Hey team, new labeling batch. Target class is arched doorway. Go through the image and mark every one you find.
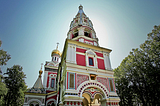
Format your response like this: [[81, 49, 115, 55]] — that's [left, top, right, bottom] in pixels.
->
[[82, 87, 103, 106]]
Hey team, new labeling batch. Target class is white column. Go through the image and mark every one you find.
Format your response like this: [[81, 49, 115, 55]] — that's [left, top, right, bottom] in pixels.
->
[[94, 55, 98, 68], [67, 45, 77, 64], [67, 32, 71, 39], [77, 27, 85, 36], [66, 45, 71, 62], [71, 46, 74, 63], [103, 53, 107, 70], [74, 46, 77, 64], [107, 53, 111, 70], [43, 71, 48, 88], [48, 77, 51, 88], [104, 53, 112, 70], [72, 46, 76, 64], [86, 53, 89, 67]]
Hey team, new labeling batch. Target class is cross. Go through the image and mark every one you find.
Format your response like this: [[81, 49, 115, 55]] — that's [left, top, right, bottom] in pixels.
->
[[56, 42, 59, 50], [41, 63, 43, 69]]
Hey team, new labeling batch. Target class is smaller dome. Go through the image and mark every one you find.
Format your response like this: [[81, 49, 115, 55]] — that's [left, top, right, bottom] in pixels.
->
[[51, 49, 61, 57]]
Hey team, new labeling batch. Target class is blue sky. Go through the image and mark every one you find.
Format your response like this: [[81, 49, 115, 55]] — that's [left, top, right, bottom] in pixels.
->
[[0, 0, 160, 88]]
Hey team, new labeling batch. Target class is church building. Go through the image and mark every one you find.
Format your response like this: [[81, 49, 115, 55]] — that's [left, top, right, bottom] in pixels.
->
[[23, 5, 120, 106]]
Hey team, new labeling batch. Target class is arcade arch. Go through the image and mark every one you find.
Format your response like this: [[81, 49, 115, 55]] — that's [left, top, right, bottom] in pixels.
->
[[28, 99, 42, 106], [77, 81, 109, 99], [82, 87, 104, 106]]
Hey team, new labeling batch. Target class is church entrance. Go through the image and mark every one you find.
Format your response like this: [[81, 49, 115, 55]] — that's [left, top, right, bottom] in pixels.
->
[[82, 87, 103, 106]]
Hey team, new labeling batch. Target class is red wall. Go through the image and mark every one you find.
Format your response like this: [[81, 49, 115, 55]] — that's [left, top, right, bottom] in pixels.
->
[[76, 47, 105, 70], [46, 95, 57, 101], [97, 58, 105, 70], [76, 54, 86, 66], [76, 48, 86, 53], [95, 52, 103, 57], [46, 72, 57, 87]]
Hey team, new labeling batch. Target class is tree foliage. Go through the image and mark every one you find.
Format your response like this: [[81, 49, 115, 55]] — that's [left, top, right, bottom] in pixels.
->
[[0, 40, 11, 66], [3, 65, 27, 106], [114, 25, 160, 106], [0, 40, 11, 105]]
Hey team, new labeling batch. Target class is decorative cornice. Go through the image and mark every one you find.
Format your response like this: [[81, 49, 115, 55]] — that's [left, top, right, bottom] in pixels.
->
[[24, 91, 57, 96], [67, 39, 112, 53]]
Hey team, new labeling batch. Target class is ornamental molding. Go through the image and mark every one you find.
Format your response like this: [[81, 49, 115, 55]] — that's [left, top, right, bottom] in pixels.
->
[[27, 99, 43, 105], [77, 81, 109, 99]]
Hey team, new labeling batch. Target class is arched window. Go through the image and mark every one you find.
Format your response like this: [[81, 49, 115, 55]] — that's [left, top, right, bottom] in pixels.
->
[[84, 28, 91, 38], [84, 32, 90, 37], [57, 58, 59, 62], [109, 78, 115, 92], [73, 29, 78, 39], [51, 79, 55, 88], [86, 50, 97, 68], [89, 57, 94, 66], [73, 33, 78, 38]]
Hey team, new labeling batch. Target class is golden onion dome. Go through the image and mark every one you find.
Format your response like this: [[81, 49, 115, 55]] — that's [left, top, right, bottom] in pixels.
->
[[51, 49, 61, 57]]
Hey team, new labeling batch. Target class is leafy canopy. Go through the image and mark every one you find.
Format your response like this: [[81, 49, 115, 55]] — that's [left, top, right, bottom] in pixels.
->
[[0, 40, 11, 105], [3, 65, 27, 106], [114, 25, 160, 106]]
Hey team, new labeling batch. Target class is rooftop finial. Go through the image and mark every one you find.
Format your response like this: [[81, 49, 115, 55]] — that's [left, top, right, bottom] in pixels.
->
[[39, 63, 43, 77], [79, 4, 83, 10], [41, 63, 43, 70], [56, 42, 59, 50]]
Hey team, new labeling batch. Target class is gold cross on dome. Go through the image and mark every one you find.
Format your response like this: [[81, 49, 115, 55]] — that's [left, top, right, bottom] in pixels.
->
[[41, 63, 43, 70], [56, 42, 59, 50]]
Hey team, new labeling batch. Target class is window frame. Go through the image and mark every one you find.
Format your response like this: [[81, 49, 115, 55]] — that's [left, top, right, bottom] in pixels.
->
[[85, 50, 97, 68], [109, 78, 115, 92], [68, 72, 75, 89], [51, 78, 55, 88]]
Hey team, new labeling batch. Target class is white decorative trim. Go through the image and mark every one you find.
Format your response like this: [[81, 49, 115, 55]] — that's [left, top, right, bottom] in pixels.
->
[[77, 81, 109, 99], [66, 45, 71, 62], [85, 49, 97, 68], [46, 99, 57, 106], [76, 52, 85, 55], [66, 44, 77, 64], [27, 99, 42, 105], [103, 52, 112, 70], [48, 74, 57, 88], [43, 71, 48, 88]]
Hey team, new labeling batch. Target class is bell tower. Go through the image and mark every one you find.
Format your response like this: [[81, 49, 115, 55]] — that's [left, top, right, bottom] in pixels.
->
[[67, 5, 99, 46], [57, 5, 120, 106]]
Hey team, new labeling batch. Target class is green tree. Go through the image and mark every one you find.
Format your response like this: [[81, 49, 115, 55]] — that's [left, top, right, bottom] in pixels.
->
[[0, 40, 11, 66], [3, 65, 27, 106], [0, 40, 11, 105], [0, 73, 7, 105], [114, 25, 160, 105]]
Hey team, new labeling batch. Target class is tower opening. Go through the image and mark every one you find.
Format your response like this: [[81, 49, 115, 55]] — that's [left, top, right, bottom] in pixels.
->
[[84, 32, 90, 38], [73, 32, 78, 38]]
